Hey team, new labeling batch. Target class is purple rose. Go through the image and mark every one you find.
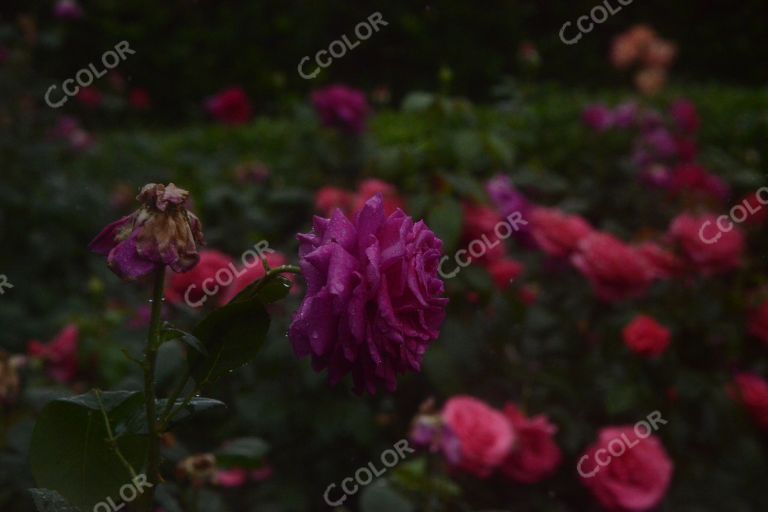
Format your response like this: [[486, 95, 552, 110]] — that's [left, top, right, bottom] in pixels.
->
[[582, 105, 614, 133], [89, 183, 205, 281], [311, 84, 370, 134], [288, 195, 447, 394]]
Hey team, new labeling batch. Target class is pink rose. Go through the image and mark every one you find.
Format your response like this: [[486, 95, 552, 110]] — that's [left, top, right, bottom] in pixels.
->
[[530, 207, 593, 258], [500, 404, 561, 484], [441, 396, 515, 477], [165, 250, 234, 307], [732, 373, 768, 430], [622, 315, 671, 358], [571, 233, 654, 302], [668, 213, 744, 275], [27, 324, 79, 384], [579, 426, 673, 511]]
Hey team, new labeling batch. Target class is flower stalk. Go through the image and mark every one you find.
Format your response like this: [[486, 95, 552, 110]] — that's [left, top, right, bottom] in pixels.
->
[[141, 267, 166, 509]]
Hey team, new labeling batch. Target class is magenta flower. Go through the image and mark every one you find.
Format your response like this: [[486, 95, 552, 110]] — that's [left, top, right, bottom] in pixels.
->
[[669, 99, 699, 134], [311, 84, 370, 134], [288, 195, 447, 394], [89, 183, 205, 281], [582, 105, 614, 132], [27, 324, 79, 384], [53, 0, 84, 20], [204, 87, 253, 126]]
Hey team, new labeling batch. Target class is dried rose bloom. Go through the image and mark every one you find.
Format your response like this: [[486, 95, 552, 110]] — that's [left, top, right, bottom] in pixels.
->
[[89, 183, 204, 281]]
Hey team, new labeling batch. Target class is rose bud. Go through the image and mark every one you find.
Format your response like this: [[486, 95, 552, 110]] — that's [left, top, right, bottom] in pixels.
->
[[89, 183, 205, 281]]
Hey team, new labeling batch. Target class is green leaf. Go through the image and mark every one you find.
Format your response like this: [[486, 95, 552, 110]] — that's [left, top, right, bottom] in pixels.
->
[[215, 437, 269, 469], [360, 481, 414, 512], [161, 325, 208, 356], [189, 299, 270, 385], [29, 488, 81, 512], [117, 397, 226, 434], [29, 391, 148, 511], [158, 397, 226, 428], [231, 275, 291, 305], [427, 197, 463, 253]]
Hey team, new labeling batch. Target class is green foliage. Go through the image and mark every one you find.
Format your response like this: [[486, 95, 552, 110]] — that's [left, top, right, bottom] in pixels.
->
[[29, 391, 148, 511]]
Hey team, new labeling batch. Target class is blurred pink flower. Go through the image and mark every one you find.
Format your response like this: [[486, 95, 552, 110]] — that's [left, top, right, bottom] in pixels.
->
[[622, 315, 671, 358], [220, 251, 290, 305], [668, 213, 744, 275], [441, 396, 515, 477], [129, 88, 151, 110], [732, 373, 768, 430], [530, 207, 593, 259], [571, 233, 654, 302], [311, 84, 370, 134], [205, 87, 253, 126], [669, 100, 699, 134], [165, 250, 234, 307], [76, 87, 102, 108], [582, 105, 614, 132], [579, 426, 673, 511], [27, 324, 79, 384], [53, 0, 84, 20], [500, 404, 561, 484]]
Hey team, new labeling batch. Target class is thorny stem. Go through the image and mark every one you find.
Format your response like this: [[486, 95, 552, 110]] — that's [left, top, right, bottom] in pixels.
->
[[140, 267, 166, 510]]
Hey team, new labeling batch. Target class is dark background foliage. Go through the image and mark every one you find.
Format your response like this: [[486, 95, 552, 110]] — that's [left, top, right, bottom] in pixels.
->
[[2, 0, 768, 123]]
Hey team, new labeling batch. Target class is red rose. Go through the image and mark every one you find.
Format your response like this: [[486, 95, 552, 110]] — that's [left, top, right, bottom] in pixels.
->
[[220, 251, 289, 305], [205, 87, 252, 126], [353, 179, 404, 216], [530, 207, 593, 258], [579, 426, 673, 511], [314, 186, 353, 216], [636, 242, 684, 280], [748, 300, 768, 345], [500, 404, 561, 484], [622, 315, 671, 358], [165, 250, 234, 308], [732, 373, 768, 430], [487, 258, 523, 289], [27, 324, 79, 384], [668, 213, 744, 275], [571, 233, 654, 302], [461, 203, 507, 265], [441, 396, 515, 478]]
